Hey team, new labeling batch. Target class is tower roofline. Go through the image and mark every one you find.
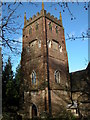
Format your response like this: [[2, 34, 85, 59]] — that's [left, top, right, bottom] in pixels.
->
[[24, 10, 63, 28]]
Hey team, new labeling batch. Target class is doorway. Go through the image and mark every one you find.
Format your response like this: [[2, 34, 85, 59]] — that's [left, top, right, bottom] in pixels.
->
[[32, 104, 37, 118]]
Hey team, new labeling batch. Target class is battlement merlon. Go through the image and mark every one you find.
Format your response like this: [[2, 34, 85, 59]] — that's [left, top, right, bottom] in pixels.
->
[[24, 10, 63, 28]]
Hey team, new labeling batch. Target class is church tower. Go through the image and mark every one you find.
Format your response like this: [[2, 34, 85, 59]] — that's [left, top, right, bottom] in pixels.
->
[[21, 3, 70, 119]]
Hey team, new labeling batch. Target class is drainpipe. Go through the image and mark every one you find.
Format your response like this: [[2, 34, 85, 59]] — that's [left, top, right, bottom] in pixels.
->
[[45, 17, 52, 117]]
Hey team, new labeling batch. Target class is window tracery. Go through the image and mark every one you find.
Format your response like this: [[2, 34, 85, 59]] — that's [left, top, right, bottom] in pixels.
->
[[55, 26, 58, 33], [47, 40, 51, 48], [36, 22, 38, 30], [31, 70, 36, 84], [54, 70, 60, 84], [49, 22, 52, 31], [59, 45, 62, 52], [29, 26, 32, 34], [38, 40, 41, 48]]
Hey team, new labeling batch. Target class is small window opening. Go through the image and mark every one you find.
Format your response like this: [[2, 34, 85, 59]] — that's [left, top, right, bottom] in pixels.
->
[[55, 26, 58, 33], [38, 40, 41, 48], [49, 22, 52, 31], [29, 26, 32, 34], [36, 22, 38, 30], [31, 71, 36, 84], [47, 40, 51, 48], [59, 45, 62, 52], [54, 70, 60, 84]]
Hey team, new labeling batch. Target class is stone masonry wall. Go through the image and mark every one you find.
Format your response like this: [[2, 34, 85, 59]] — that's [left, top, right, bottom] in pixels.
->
[[21, 9, 70, 118]]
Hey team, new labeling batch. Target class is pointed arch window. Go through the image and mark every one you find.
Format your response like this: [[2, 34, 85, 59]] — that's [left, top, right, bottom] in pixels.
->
[[55, 26, 58, 33], [47, 40, 51, 48], [59, 44, 62, 52], [36, 22, 38, 30], [31, 70, 36, 84], [49, 22, 52, 31], [29, 26, 32, 34], [38, 40, 41, 48], [32, 104, 37, 117], [54, 70, 60, 84]]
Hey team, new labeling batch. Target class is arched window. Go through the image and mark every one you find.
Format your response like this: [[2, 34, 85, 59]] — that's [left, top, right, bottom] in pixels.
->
[[59, 45, 62, 52], [27, 46, 30, 53], [55, 26, 58, 33], [52, 40, 58, 50], [32, 104, 37, 118], [49, 22, 52, 31], [31, 70, 36, 84], [38, 40, 41, 48], [54, 70, 60, 84], [47, 40, 51, 48], [36, 22, 38, 30], [29, 26, 32, 34]]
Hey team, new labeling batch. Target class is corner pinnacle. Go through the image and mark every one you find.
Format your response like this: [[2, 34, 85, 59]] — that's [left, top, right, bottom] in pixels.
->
[[60, 12, 62, 25], [24, 12, 26, 25], [24, 12, 26, 19], [42, 0, 44, 10]]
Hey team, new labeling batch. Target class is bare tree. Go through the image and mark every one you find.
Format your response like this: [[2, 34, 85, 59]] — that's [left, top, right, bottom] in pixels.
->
[[0, 1, 89, 65], [0, 1, 37, 54], [50, 2, 89, 41], [1, 2, 22, 51], [0, 2, 89, 50]]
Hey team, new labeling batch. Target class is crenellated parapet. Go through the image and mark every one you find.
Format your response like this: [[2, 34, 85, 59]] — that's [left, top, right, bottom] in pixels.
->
[[24, 9, 63, 28]]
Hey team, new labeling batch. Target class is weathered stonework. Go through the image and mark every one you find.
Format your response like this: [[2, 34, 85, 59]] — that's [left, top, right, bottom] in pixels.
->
[[70, 63, 90, 118], [20, 8, 71, 119]]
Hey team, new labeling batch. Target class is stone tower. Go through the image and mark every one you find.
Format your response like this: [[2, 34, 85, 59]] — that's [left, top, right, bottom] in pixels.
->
[[21, 3, 70, 119]]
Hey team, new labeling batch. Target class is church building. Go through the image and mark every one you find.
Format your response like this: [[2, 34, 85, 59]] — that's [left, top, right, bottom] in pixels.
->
[[20, 2, 71, 119]]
